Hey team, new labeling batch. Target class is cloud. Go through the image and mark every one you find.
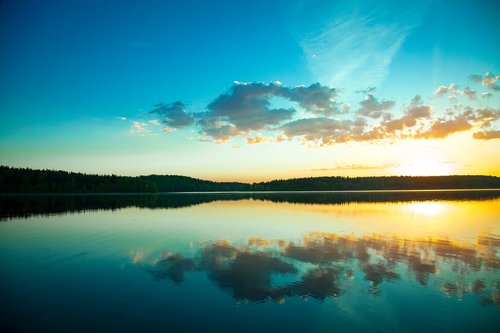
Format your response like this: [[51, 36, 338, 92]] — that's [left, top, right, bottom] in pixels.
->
[[311, 163, 394, 172], [473, 130, 500, 140], [204, 81, 295, 131], [140, 73, 499, 144], [434, 85, 449, 96], [246, 136, 273, 144], [433, 83, 477, 100], [412, 107, 500, 139], [285, 83, 339, 116], [414, 114, 473, 139], [198, 81, 339, 142], [150, 101, 194, 128], [278, 1, 428, 90], [461, 87, 477, 100], [279, 117, 355, 145], [433, 83, 458, 96], [135, 232, 499, 303], [358, 94, 395, 118], [381, 95, 432, 132], [469, 72, 500, 91], [471, 108, 500, 127], [341, 103, 351, 112], [130, 121, 150, 134]]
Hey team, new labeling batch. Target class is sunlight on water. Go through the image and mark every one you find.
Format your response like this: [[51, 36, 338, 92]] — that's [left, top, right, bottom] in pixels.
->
[[405, 201, 448, 217], [0, 192, 499, 332]]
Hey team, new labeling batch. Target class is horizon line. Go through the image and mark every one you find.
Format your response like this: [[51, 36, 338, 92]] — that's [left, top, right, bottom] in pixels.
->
[[1, 165, 499, 185]]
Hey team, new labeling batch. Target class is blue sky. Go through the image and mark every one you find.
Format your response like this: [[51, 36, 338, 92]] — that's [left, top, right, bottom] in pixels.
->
[[1, 0, 499, 181]]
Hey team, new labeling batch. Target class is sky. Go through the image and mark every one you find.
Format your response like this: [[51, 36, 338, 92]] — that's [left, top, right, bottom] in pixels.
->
[[0, 0, 499, 182]]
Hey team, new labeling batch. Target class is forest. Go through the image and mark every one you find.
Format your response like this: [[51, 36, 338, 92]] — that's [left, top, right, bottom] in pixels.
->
[[1, 165, 499, 193]]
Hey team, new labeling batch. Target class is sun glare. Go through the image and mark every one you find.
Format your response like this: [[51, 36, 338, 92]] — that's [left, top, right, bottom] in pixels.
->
[[406, 202, 448, 217], [396, 153, 454, 176]]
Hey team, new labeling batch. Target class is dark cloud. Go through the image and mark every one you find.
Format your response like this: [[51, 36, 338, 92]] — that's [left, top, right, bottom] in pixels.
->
[[196, 82, 340, 142], [286, 83, 339, 116], [358, 93, 395, 118], [279, 117, 354, 145], [205, 82, 294, 131], [150, 101, 194, 129]]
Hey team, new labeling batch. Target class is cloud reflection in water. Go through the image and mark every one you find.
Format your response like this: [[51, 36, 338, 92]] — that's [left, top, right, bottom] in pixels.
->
[[132, 232, 499, 306]]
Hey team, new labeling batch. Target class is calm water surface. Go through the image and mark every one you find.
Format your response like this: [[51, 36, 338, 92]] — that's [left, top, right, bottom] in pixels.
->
[[1, 192, 499, 332]]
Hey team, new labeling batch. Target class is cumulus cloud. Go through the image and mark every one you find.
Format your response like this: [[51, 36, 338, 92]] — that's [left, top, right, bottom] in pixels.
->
[[139, 75, 499, 144], [286, 83, 339, 116], [150, 101, 194, 128], [434, 85, 449, 96], [197, 81, 339, 141], [473, 130, 500, 140], [280, 117, 355, 145], [204, 82, 295, 132], [358, 94, 395, 118], [434, 83, 484, 101], [433, 83, 465, 100], [469, 72, 500, 91], [461, 87, 477, 100], [279, 115, 378, 145], [279, 98, 498, 144], [416, 107, 500, 139], [414, 114, 473, 139], [381, 95, 432, 132]]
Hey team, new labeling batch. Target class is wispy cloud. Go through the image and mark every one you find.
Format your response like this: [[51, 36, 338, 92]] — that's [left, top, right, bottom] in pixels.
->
[[311, 163, 394, 172], [278, 0, 430, 89]]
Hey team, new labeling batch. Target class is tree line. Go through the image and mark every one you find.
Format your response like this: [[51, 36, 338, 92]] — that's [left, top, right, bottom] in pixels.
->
[[1, 165, 499, 193]]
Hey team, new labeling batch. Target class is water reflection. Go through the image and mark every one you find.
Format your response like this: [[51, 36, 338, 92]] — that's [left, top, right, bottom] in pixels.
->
[[0, 190, 500, 220], [133, 232, 500, 305], [1, 190, 500, 220]]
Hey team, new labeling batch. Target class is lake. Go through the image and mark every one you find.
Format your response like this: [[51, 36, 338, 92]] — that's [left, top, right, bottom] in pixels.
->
[[1, 191, 499, 332]]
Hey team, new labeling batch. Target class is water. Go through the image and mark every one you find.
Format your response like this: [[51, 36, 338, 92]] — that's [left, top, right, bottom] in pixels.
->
[[1, 191, 499, 332]]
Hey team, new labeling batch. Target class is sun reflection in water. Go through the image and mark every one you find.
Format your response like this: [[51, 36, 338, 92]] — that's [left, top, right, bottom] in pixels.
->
[[406, 201, 448, 217]]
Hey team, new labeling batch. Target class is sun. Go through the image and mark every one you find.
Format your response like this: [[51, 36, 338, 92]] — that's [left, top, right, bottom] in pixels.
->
[[395, 153, 454, 176]]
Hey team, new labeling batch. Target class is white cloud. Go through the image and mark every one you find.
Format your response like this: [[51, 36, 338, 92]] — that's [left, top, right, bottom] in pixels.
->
[[130, 121, 150, 135]]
